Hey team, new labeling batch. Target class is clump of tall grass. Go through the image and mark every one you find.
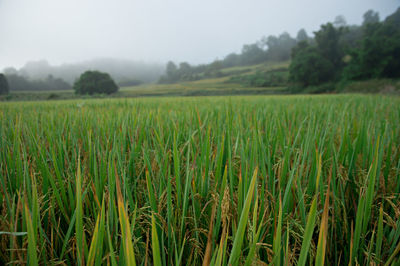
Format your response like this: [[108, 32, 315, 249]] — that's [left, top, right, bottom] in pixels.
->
[[0, 95, 399, 265]]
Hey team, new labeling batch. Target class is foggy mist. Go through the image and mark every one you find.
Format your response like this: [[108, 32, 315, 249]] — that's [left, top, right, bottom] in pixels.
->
[[0, 0, 398, 71]]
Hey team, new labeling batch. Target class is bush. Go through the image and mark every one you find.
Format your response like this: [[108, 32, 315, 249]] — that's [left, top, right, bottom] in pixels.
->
[[74, 71, 118, 95], [0, 73, 9, 95], [228, 68, 288, 87], [47, 93, 60, 100]]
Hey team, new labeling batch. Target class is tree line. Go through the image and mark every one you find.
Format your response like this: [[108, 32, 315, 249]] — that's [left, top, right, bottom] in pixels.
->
[[0, 72, 71, 93], [0, 58, 165, 94], [289, 8, 400, 92], [159, 8, 400, 93], [159, 30, 304, 83], [1, 8, 399, 96]]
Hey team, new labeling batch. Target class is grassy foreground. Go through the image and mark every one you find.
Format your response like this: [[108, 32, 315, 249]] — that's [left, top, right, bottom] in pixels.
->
[[0, 95, 400, 265]]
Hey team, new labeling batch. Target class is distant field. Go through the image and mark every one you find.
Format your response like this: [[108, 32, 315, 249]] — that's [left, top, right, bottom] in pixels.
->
[[2, 62, 291, 101], [4, 60, 397, 101], [1, 95, 399, 265], [4, 82, 287, 101]]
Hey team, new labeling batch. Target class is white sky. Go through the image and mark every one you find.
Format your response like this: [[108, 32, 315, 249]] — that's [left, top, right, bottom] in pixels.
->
[[0, 0, 398, 70]]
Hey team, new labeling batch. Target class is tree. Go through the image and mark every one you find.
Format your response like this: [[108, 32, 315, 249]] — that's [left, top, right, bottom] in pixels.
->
[[73, 71, 118, 95], [178, 62, 193, 80], [289, 44, 334, 87], [159, 61, 180, 83], [4, 74, 31, 91], [0, 74, 9, 95], [343, 8, 400, 80], [222, 53, 240, 67], [314, 23, 344, 69], [339, 25, 363, 50], [262, 32, 297, 61], [385, 7, 400, 26], [4, 73, 72, 91], [333, 15, 347, 28], [296, 29, 309, 42], [204, 60, 223, 77], [291, 40, 309, 58], [166, 61, 178, 78], [44, 75, 72, 91], [289, 23, 344, 89], [240, 43, 266, 65], [363, 10, 380, 26]]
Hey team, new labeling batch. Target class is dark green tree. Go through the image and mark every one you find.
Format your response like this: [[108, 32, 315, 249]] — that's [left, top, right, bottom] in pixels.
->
[[289, 44, 334, 87], [362, 10, 380, 26], [73, 71, 118, 95], [343, 8, 400, 79], [289, 23, 344, 89], [314, 23, 344, 69], [0, 74, 9, 95], [339, 25, 363, 50], [385, 7, 400, 26]]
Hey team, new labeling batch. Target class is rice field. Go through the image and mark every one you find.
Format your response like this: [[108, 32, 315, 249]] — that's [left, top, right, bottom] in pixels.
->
[[0, 95, 400, 265]]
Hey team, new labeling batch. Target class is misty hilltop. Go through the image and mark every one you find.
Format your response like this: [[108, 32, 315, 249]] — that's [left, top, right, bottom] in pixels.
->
[[3, 59, 165, 85]]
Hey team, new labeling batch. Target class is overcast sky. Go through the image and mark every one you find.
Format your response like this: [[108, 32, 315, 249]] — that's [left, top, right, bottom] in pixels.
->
[[0, 0, 398, 70]]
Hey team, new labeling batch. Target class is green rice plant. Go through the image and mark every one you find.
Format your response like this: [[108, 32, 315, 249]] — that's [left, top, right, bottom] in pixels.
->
[[272, 193, 283, 266], [297, 196, 318, 266], [24, 199, 38, 266], [76, 156, 86, 265], [315, 178, 330, 266], [87, 196, 105, 266], [115, 165, 136, 266], [151, 214, 162, 266], [227, 168, 257, 266], [376, 203, 384, 263]]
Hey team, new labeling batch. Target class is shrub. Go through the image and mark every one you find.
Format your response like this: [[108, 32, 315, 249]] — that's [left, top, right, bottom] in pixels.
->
[[228, 69, 288, 87], [47, 93, 60, 100], [74, 71, 118, 95]]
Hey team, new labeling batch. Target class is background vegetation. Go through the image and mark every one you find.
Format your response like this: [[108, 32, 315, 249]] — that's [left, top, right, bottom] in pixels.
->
[[157, 8, 400, 95], [1, 8, 399, 99], [289, 8, 400, 92]]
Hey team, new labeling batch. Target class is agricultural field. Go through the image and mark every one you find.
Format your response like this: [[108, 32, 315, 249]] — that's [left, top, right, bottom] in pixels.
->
[[3, 80, 286, 101], [2, 62, 290, 102], [1, 95, 400, 265]]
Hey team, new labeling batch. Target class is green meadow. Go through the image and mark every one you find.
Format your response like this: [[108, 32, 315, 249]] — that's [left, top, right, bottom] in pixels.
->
[[1, 95, 400, 265]]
